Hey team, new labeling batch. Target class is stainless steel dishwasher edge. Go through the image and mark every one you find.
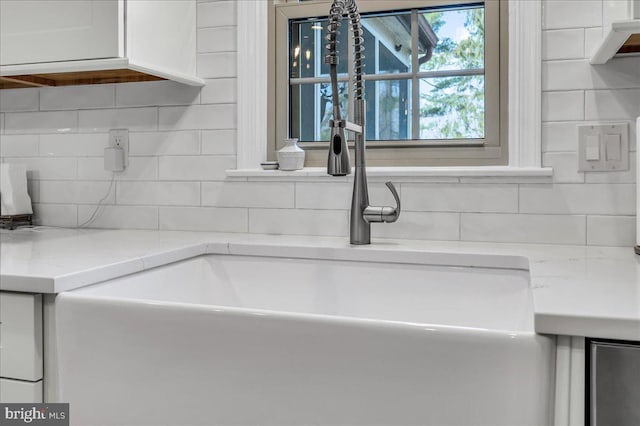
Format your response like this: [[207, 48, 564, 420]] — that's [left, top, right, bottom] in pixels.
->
[[587, 338, 640, 426]]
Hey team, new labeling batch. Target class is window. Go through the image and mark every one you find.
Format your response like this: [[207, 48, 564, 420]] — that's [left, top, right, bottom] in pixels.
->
[[271, 0, 508, 166]]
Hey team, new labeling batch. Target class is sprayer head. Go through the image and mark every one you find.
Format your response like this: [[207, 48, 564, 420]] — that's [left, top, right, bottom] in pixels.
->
[[327, 125, 351, 176]]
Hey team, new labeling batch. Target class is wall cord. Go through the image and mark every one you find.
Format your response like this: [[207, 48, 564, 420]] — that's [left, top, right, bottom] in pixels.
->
[[78, 173, 116, 228]]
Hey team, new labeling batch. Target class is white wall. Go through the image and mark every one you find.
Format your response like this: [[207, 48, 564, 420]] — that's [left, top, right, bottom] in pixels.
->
[[0, 0, 638, 246]]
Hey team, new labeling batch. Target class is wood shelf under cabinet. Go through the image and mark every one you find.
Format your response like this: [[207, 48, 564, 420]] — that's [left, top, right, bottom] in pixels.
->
[[618, 33, 640, 53], [0, 57, 203, 90], [0, 69, 165, 89]]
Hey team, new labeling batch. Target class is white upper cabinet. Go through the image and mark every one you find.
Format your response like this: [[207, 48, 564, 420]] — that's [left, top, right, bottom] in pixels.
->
[[0, 0, 121, 66], [0, 0, 203, 87], [591, 0, 640, 64]]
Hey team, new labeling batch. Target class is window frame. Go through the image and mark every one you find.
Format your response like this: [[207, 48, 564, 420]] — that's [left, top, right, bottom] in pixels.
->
[[235, 0, 542, 173], [271, 0, 509, 167]]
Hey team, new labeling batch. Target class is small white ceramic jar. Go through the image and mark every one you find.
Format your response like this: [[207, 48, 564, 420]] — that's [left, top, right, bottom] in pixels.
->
[[277, 138, 305, 171]]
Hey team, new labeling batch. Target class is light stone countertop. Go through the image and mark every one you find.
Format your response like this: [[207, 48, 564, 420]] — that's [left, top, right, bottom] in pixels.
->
[[1, 227, 638, 341]]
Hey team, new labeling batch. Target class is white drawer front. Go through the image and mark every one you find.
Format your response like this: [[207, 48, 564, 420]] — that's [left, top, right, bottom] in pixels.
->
[[0, 292, 43, 381], [0, 377, 43, 403]]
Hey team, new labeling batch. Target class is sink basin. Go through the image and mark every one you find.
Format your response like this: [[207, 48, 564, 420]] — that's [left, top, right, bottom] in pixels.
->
[[56, 254, 555, 425]]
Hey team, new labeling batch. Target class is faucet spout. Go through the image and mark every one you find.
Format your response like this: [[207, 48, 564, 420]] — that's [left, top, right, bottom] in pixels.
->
[[325, 0, 400, 245]]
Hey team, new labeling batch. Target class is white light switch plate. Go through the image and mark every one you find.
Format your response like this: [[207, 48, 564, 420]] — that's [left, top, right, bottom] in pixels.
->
[[577, 123, 629, 172]]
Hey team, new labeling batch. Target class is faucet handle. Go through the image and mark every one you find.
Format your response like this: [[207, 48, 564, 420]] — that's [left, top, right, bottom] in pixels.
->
[[363, 181, 401, 224], [384, 181, 401, 223]]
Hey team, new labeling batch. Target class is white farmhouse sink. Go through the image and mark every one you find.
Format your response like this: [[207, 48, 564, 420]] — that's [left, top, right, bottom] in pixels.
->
[[56, 254, 555, 426]]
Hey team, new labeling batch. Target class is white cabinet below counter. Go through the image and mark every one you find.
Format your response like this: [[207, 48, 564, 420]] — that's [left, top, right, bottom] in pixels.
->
[[0, 378, 42, 403], [0, 292, 43, 403]]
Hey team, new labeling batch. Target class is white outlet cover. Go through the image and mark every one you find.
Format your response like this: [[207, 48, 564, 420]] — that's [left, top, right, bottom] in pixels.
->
[[108, 129, 129, 168]]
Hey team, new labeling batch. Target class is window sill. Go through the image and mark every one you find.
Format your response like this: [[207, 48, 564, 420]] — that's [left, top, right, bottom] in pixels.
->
[[226, 166, 553, 182]]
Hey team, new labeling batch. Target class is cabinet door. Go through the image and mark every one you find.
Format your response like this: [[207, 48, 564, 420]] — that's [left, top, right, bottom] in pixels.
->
[[0, 293, 43, 381], [0, 0, 121, 66]]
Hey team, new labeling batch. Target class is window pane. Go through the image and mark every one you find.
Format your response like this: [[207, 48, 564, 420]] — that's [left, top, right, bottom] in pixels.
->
[[286, 4, 491, 145], [419, 76, 485, 139], [419, 6, 484, 72], [290, 82, 348, 142], [365, 79, 411, 141], [290, 18, 348, 79], [361, 12, 412, 74]]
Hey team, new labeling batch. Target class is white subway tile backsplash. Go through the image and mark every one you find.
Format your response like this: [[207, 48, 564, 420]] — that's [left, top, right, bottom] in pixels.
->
[[587, 215, 635, 246], [201, 78, 237, 104], [584, 27, 603, 58], [159, 104, 236, 130], [5, 111, 78, 134], [198, 27, 236, 53], [461, 213, 586, 245], [294, 182, 397, 210], [4, 157, 76, 180], [542, 152, 585, 183], [542, 122, 579, 152], [28, 179, 40, 203], [0, 88, 39, 112], [403, 184, 518, 213], [159, 206, 247, 232], [0, 135, 39, 157], [249, 208, 348, 236], [40, 85, 114, 111], [1, 0, 636, 246], [39, 181, 115, 204], [78, 107, 158, 132], [542, 91, 584, 121], [202, 181, 294, 208], [372, 212, 459, 241], [585, 155, 636, 184], [39, 133, 106, 157], [115, 81, 201, 107], [77, 157, 158, 181], [542, 29, 584, 60], [197, 1, 236, 27], [295, 182, 351, 210], [584, 89, 640, 121], [129, 131, 200, 156], [117, 181, 200, 206], [33, 204, 78, 227], [201, 130, 236, 155], [519, 184, 635, 215], [197, 52, 237, 78], [543, 0, 601, 29], [78, 205, 159, 229], [159, 155, 236, 180], [543, 58, 640, 91]]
